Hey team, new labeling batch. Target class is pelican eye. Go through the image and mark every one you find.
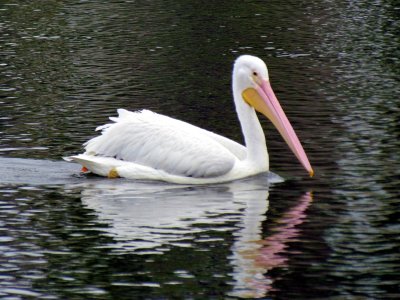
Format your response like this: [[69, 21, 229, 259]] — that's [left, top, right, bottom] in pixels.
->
[[253, 71, 258, 76]]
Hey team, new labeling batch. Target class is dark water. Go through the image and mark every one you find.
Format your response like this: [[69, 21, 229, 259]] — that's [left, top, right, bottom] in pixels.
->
[[1, 0, 399, 299]]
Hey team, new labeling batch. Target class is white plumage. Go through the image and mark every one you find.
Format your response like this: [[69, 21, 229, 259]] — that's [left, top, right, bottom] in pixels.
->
[[66, 55, 313, 183], [85, 109, 244, 178]]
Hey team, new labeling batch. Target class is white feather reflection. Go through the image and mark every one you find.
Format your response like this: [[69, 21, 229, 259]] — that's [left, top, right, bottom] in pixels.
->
[[73, 174, 311, 298], [76, 174, 274, 252]]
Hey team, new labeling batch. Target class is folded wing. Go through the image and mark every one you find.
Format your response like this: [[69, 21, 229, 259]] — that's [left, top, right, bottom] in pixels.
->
[[83, 109, 244, 178]]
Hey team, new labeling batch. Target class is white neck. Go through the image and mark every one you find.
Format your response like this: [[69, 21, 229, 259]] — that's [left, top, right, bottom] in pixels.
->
[[232, 82, 269, 169]]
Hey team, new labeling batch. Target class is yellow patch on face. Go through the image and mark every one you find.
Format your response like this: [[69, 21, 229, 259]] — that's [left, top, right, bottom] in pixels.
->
[[242, 88, 273, 121], [242, 87, 259, 106]]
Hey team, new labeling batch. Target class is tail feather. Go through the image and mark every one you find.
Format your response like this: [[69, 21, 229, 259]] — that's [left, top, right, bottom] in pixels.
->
[[65, 155, 123, 177]]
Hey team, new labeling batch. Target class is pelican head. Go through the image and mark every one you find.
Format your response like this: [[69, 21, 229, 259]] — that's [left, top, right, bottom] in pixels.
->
[[233, 55, 314, 177]]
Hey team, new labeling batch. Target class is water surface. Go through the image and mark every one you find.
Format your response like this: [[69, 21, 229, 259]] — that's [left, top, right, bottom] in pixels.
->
[[1, 0, 399, 299]]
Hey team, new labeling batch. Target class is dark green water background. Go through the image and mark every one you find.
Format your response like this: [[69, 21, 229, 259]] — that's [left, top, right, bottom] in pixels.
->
[[1, 0, 399, 299]]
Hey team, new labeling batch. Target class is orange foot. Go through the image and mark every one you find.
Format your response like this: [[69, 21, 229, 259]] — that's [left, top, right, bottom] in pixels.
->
[[81, 166, 89, 173], [108, 168, 119, 179]]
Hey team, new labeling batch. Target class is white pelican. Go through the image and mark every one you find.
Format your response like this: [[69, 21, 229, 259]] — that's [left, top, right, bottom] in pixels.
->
[[65, 55, 313, 184]]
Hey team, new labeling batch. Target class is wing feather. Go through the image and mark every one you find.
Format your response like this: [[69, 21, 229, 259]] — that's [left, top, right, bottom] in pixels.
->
[[84, 109, 240, 178]]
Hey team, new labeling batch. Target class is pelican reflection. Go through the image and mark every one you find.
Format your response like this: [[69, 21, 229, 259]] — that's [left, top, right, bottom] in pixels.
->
[[71, 175, 311, 298]]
